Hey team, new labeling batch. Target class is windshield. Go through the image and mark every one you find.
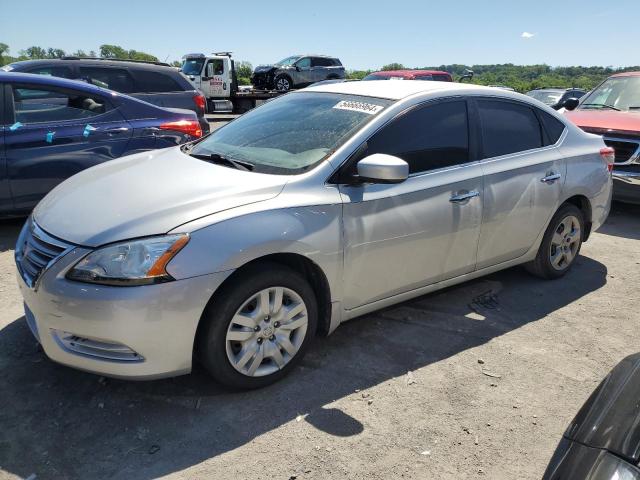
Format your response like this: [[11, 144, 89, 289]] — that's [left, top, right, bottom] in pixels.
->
[[579, 76, 640, 111], [181, 58, 205, 76], [527, 90, 563, 105], [190, 92, 392, 174], [275, 56, 301, 66]]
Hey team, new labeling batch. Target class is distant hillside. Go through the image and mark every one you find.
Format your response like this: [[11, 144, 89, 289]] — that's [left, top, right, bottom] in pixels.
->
[[347, 64, 640, 92]]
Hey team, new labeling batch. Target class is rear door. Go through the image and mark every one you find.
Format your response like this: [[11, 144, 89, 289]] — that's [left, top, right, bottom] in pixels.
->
[[474, 97, 565, 269], [4, 83, 133, 212], [310, 57, 330, 82]]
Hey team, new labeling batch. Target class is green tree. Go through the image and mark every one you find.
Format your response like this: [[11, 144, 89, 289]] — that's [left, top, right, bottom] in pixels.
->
[[127, 50, 158, 62], [20, 46, 47, 59], [46, 48, 66, 58], [99, 44, 128, 59], [171, 60, 182, 68], [381, 63, 404, 71]]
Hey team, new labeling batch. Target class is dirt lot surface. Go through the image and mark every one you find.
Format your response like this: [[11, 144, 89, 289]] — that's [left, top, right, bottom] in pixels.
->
[[1, 202, 639, 480]]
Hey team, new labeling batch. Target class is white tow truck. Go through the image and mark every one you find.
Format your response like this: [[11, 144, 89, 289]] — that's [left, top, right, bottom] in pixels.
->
[[180, 52, 283, 114]]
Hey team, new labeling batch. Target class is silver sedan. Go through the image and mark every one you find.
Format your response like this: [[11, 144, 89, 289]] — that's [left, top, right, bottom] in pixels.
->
[[15, 80, 612, 388]]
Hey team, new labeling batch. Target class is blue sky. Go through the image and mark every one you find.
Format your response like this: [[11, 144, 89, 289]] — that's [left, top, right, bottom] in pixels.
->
[[2, 0, 638, 70]]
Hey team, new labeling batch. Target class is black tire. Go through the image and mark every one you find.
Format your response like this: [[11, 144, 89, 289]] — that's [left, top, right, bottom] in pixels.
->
[[197, 262, 317, 389], [525, 203, 584, 279], [274, 74, 293, 92]]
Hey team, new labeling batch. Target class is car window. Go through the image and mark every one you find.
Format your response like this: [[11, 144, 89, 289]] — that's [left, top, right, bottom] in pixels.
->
[[415, 74, 434, 81], [478, 99, 542, 158], [12, 86, 108, 124], [312, 57, 331, 67], [78, 67, 135, 93], [433, 74, 452, 82], [206, 60, 224, 77], [181, 58, 205, 76], [25, 66, 73, 79], [133, 70, 183, 92], [365, 100, 469, 174], [537, 109, 566, 145], [296, 58, 311, 69]]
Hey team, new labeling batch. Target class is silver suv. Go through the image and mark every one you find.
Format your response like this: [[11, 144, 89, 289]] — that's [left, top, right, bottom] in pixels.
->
[[251, 55, 345, 91], [15, 81, 612, 389]]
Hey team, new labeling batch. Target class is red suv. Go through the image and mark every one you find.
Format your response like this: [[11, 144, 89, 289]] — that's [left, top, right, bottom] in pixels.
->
[[362, 69, 453, 82], [564, 72, 640, 203]]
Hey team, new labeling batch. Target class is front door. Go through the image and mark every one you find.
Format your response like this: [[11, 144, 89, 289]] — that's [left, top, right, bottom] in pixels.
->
[[5, 83, 133, 212], [339, 99, 483, 310], [473, 98, 565, 269], [293, 57, 313, 86], [203, 59, 229, 99]]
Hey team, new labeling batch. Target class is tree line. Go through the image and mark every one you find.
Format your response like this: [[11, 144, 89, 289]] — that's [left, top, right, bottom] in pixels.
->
[[2, 43, 638, 92]]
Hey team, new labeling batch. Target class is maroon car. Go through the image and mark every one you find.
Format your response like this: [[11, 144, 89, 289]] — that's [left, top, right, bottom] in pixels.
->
[[564, 72, 640, 203], [362, 69, 453, 82]]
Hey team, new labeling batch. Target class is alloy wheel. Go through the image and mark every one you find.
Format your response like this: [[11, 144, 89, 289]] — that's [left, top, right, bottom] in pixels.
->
[[276, 78, 290, 91], [549, 215, 581, 271], [225, 286, 308, 377]]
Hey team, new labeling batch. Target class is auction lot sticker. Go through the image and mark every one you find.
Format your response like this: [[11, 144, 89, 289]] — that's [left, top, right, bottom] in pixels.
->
[[333, 100, 384, 115]]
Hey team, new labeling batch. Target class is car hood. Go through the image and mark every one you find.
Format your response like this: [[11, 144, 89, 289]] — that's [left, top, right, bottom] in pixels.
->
[[564, 109, 640, 135], [33, 147, 288, 247], [254, 65, 283, 73], [564, 353, 640, 463]]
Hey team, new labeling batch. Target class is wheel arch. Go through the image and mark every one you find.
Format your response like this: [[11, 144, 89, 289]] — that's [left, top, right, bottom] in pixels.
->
[[562, 194, 593, 241]]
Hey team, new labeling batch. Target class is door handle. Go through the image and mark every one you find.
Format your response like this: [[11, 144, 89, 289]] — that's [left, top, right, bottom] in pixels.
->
[[104, 127, 129, 135], [540, 173, 561, 184], [449, 190, 480, 203]]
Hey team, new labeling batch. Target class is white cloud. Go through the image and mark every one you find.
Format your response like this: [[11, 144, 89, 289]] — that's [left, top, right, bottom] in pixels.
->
[[521, 32, 536, 39]]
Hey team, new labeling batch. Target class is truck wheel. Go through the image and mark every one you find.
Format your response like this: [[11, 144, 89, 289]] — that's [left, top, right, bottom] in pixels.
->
[[275, 75, 292, 92]]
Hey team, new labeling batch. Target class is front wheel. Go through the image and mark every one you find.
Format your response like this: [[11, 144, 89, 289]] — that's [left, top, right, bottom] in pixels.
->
[[197, 263, 317, 389], [525, 203, 584, 279], [274, 75, 292, 92]]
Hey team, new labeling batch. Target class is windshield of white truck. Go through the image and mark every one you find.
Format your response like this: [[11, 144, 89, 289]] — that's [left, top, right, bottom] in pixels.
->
[[181, 58, 205, 76], [189, 92, 393, 174]]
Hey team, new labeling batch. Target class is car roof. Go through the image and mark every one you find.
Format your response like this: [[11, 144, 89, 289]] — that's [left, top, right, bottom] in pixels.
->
[[0, 71, 115, 96], [304, 79, 505, 100], [368, 69, 451, 78], [611, 71, 640, 78], [8, 58, 177, 72]]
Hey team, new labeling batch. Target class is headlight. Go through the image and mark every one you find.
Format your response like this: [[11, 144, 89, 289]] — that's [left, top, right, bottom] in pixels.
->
[[66, 234, 189, 286]]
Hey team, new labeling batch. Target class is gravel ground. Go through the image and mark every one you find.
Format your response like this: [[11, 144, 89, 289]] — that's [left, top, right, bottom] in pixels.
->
[[0, 202, 639, 480]]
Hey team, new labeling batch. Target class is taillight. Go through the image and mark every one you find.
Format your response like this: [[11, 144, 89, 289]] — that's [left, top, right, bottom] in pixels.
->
[[193, 93, 206, 113], [600, 147, 615, 172], [159, 119, 202, 138]]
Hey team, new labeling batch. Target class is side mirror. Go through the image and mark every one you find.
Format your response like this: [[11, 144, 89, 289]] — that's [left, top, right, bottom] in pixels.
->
[[295, 65, 301, 71], [356, 154, 409, 184], [189, 75, 196, 81], [563, 98, 579, 111]]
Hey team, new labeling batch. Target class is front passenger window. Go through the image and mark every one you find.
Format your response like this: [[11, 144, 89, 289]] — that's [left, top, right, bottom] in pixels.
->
[[364, 100, 470, 174], [478, 99, 542, 158], [12, 86, 107, 124], [296, 58, 311, 69]]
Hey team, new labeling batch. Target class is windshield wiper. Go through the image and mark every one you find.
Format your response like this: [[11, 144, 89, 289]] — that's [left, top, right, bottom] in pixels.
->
[[189, 152, 254, 171], [580, 103, 621, 111]]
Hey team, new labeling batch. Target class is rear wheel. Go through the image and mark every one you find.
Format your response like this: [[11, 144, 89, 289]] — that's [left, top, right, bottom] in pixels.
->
[[525, 203, 584, 279], [198, 263, 317, 389]]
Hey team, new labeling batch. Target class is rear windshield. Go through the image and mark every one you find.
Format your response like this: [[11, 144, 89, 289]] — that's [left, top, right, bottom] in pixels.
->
[[181, 58, 205, 76], [527, 90, 564, 105], [189, 92, 393, 175]]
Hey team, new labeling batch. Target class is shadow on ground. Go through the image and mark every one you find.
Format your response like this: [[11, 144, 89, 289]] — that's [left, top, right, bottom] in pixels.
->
[[1, 208, 628, 479], [597, 201, 640, 240]]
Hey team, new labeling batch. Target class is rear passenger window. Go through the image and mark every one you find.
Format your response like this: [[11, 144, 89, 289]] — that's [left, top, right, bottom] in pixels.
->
[[538, 109, 566, 145], [78, 67, 135, 93], [478, 99, 542, 158], [365, 100, 469, 174], [312, 58, 333, 67], [133, 70, 183, 92], [12, 86, 108, 124]]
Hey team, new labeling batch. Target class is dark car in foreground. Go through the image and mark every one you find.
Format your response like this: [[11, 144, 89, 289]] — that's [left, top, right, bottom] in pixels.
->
[[527, 88, 587, 110], [0, 72, 202, 216], [564, 72, 640, 204], [2, 57, 209, 134], [251, 55, 345, 91], [362, 69, 453, 82], [543, 353, 640, 479]]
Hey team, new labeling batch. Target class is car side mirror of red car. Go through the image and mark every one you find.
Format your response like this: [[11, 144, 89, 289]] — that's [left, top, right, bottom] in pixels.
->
[[564, 98, 580, 111]]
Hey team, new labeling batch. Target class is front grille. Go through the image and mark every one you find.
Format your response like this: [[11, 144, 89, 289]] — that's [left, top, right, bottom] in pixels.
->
[[15, 220, 73, 288], [603, 137, 640, 165]]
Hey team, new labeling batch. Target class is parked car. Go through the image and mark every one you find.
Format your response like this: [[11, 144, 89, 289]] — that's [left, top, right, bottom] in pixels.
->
[[1, 57, 209, 134], [563, 72, 640, 204], [0, 72, 202, 216], [15, 81, 612, 388], [543, 353, 640, 479], [527, 87, 587, 110], [251, 55, 345, 91], [362, 70, 453, 82]]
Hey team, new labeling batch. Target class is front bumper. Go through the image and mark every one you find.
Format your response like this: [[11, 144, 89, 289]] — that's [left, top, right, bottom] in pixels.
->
[[612, 169, 640, 204], [17, 246, 232, 380]]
